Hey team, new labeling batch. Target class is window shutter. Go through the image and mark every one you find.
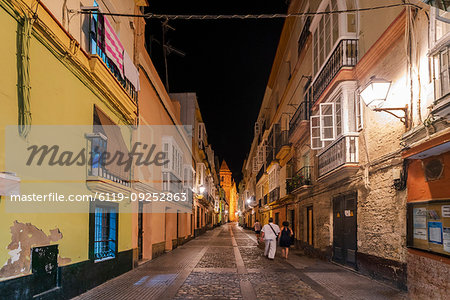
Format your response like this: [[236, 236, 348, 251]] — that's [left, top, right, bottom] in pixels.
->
[[253, 157, 258, 172], [254, 122, 260, 137], [319, 102, 336, 141], [257, 145, 264, 165], [310, 115, 323, 150]]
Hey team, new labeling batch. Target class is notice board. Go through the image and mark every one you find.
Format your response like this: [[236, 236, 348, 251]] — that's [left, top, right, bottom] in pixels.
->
[[408, 200, 450, 256]]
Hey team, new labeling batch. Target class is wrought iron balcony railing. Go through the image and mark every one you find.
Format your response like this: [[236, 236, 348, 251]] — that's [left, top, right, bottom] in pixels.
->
[[256, 165, 264, 183], [275, 130, 290, 155], [286, 166, 312, 194], [289, 100, 310, 137], [297, 17, 311, 56], [88, 134, 131, 187], [268, 187, 280, 203], [318, 134, 359, 177], [312, 39, 358, 104]]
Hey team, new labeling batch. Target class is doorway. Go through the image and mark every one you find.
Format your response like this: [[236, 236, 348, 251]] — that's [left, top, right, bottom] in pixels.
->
[[307, 206, 313, 246], [332, 193, 357, 268], [138, 202, 143, 260], [289, 209, 295, 238]]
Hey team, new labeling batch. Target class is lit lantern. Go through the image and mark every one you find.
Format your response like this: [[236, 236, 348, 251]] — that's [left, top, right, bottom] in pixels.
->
[[360, 76, 392, 109]]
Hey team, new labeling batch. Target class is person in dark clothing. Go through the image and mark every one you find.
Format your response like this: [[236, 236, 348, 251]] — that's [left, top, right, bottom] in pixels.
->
[[279, 221, 293, 259]]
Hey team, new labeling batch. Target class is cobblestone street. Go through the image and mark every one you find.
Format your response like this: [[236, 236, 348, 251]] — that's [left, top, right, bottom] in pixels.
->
[[73, 224, 407, 300]]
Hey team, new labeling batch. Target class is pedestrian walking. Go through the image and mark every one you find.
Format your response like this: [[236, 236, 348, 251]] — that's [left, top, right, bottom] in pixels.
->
[[254, 220, 261, 242], [279, 221, 294, 259], [260, 217, 280, 260]]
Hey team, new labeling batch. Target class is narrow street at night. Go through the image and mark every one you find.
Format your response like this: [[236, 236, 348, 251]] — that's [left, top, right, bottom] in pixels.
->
[[1, 0, 449, 299], [73, 223, 406, 300]]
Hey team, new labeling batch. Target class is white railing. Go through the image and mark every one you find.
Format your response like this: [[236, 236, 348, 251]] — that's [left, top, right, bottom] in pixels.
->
[[318, 133, 359, 177]]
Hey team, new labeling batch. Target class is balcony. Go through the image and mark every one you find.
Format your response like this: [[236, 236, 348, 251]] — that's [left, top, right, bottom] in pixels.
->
[[318, 134, 359, 178], [91, 20, 138, 103], [289, 100, 310, 138], [268, 187, 280, 203], [86, 133, 131, 188], [312, 39, 358, 104], [297, 17, 311, 56], [275, 130, 290, 160], [263, 194, 268, 205], [286, 166, 312, 194], [256, 165, 265, 183]]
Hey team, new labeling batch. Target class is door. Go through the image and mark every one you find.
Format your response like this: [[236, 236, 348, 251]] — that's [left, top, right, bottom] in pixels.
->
[[333, 193, 357, 268], [138, 202, 143, 260], [307, 206, 313, 245], [289, 209, 295, 238]]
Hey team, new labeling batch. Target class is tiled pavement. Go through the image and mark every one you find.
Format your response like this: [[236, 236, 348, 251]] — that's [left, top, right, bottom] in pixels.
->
[[73, 223, 407, 300]]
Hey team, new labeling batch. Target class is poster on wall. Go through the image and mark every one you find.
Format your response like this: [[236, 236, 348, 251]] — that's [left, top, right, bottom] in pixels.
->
[[443, 227, 450, 253], [414, 229, 427, 240], [428, 222, 443, 244], [442, 206, 450, 218], [413, 207, 427, 228]]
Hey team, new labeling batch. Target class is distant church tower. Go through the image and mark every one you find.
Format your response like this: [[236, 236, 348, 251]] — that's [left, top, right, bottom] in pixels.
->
[[220, 160, 237, 221]]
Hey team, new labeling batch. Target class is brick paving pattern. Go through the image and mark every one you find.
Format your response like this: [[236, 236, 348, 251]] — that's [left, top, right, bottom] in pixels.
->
[[72, 223, 407, 300], [174, 272, 242, 300]]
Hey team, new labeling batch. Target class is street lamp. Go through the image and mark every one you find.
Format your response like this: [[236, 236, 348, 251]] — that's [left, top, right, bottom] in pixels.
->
[[360, 76, 408, 128], [199, 186, 206, 194]]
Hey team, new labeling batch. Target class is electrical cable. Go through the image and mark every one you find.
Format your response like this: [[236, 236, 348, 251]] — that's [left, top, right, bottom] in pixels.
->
[[71, 3, 423, 20]]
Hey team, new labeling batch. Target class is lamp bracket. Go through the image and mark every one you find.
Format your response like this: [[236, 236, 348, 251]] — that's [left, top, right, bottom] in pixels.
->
[[373, 105, 409, 128]]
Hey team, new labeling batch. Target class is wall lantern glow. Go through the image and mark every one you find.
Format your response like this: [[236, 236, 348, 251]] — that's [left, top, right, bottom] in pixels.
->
[[360, 76, 392, 109], [199, 186, 206, 194], [246, 198, 251, 204], [224, 210, 228, 214], [360, 76, 409, 129]]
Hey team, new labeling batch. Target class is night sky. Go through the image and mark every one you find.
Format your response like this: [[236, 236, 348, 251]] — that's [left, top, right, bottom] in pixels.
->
[[145, 0, 288, 182]]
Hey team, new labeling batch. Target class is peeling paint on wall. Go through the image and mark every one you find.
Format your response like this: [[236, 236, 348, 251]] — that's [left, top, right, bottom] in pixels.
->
[[0, 221, 71, 278]]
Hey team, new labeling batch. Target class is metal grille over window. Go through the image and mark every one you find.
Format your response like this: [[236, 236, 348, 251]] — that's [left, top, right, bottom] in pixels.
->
[[94, 206, 117, 260]]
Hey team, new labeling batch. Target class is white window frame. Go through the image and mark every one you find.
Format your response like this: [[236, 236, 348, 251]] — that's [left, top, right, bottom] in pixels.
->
[[435, 46, 450, 99], [253, 157, 258, 172], [355, 93, 363, 131], [319, 102, 336, 141], [310, 115, 323, 150], [254, 121, 261, 137]]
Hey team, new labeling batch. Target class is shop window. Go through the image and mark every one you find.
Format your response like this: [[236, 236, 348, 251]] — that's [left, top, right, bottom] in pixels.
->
[[407, 200, 450, 257]]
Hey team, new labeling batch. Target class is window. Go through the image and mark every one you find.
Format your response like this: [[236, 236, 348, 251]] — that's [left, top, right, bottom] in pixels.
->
[[198, 123, 206, 148], [92, 204, 117, 260], [428, 3, 450, 46], [312, 0, 340, 76], [310, 83, 357, 150], [310, 115, 323, 150], [197, 163, 205, 187], [355, 94, 363, 131], [335, 98, 342, 136], [268, 166, 279, 191], [275, 212, 280, 226], [253, 157, 258, 172], [302, 150, 310, 168], [319, 103, 336, 141], [435, 46, 450, 98]]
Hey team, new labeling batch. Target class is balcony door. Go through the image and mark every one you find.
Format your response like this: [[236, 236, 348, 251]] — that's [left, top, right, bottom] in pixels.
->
[[332, 193, 357, 268]]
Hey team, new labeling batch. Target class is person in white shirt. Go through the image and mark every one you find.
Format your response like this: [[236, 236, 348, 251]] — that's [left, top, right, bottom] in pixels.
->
[[260, 217, 280, 260]]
